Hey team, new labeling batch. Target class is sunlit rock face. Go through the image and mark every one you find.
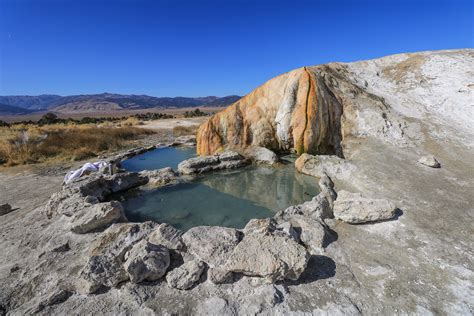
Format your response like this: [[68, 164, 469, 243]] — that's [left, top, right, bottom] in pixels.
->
[[197, 66, 346, 156], [198, 50, 474, 156]]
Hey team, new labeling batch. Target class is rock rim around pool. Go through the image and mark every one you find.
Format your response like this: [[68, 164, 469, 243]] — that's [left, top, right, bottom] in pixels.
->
[[295, 153, 356, 181], [177, 151, 249, 175], [243, 146, 279, 165]]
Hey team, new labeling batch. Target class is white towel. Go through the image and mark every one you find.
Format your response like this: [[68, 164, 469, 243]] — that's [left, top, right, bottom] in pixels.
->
[[64, 161, 109, 184]]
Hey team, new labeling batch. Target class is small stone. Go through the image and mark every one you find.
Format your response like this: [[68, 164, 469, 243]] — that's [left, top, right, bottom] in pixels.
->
[[50, 241, 70, 253], [0, 203, 13, 216], [418, 155, 441, 168]]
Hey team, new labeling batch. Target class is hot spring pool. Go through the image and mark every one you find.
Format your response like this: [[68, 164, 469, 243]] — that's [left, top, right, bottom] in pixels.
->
[[120, 146, 196, 171], [120, 147, 320, 230]]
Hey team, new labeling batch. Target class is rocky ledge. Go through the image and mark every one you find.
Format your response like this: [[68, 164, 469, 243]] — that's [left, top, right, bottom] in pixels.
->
[[40, 159, 398, 301], [178, 150, 249, 175]]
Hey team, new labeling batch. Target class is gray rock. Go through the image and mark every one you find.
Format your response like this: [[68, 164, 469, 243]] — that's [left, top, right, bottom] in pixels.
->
[[35, 289, 72, 313], [319, 173, 337, 207], [79, 222, 157, 292], [195, 297, 236, 315], [418, 155, 441, 168], [243, 218, 278, 235], [295, 153, 356, 181], [69, 201, 125, 234], [218, 151, 243, 162], [245, 146, 279, 165], [123, 239, 170, 283], [276, 221, 299, 241], [45, 171, 147, 218], [178, 151, 249, 175], [238, 285, 283, 314], [173, 135, 196, 146], [286, 216, 327, 254], [139, 167, 177, 187], [333, 190, 396, 224], [182, 226, 241, 267], [166, 259, 205, 290], [275, 192, 333, 222], [148, 223, 184, 250], [0, 203, 13, 216], [220, 222, 309, 282]]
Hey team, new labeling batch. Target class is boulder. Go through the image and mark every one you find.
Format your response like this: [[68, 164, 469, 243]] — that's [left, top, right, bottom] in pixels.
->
[[274, 192, 332, 222], [148, 223, 184, 250], [123, 239, 170, 283], [219, 220, 309, 282], [244, 146, 279, 165], [46, 171, 147, 218], [79, 222, 157, 292], [295, 153, 356, 181], [0, 203, 13, 216], [139, 167, 177, 187], [69, 201, 125, 234], [285, 216, 327, 254], [178, 151, 249, 175], [182, 226, 241, 267], [166, 259, 205, 290], [418, 155, 441, 168], [333, 190, 396, 224]]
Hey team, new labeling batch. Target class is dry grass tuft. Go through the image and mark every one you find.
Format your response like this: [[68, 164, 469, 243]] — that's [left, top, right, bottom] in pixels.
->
[[172, 125, 198, 137], [0, 123, 154, 166]]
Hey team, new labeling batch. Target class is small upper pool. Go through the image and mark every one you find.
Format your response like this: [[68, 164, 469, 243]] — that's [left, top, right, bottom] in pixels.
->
[[120, 147, 320, 230], [120, 146, 196, 171]]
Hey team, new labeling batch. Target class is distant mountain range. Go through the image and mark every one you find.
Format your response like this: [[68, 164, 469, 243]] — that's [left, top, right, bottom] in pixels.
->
[[0, 93, 241, 115]]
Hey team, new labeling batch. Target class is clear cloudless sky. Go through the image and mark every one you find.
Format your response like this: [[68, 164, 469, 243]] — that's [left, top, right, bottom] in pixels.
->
[[0, 0, 472, 97]]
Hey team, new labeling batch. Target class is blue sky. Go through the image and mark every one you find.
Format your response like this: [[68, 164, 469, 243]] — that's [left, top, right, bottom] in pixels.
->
[[0, 0, 472, 97]]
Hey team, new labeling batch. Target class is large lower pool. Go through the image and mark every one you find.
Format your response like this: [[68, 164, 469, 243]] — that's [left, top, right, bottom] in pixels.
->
[[120, 147, 320, 230]]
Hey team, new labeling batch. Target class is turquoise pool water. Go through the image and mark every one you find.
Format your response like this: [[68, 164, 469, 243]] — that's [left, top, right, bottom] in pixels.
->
[[121, 146, 196, 171], [120, 147, 320, 230]]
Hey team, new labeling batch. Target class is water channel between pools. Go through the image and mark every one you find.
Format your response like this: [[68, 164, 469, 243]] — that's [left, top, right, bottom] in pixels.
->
[[120, 146, 320, 230]]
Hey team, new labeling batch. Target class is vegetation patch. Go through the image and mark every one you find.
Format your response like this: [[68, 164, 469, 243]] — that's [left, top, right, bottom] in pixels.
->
[[0, 122, 155, 166]]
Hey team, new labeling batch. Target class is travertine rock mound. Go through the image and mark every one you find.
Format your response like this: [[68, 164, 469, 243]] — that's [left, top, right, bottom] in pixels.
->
[[197, 63, 413, 156]]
